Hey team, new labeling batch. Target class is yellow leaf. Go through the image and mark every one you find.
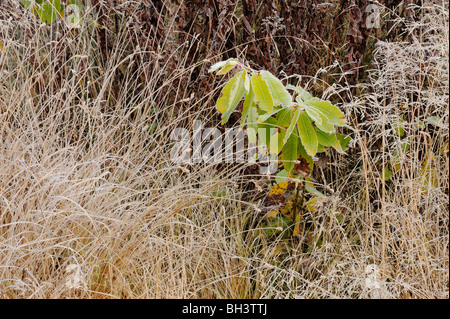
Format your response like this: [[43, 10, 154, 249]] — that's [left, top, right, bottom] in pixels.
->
[[293, 213, 303, 237], [265, 210, 279, 219], [268, 181, 289, 196], [279, 200, 294, 220]]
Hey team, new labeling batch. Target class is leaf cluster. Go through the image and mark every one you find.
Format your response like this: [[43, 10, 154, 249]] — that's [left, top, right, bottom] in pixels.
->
[[210, 59, 351, 177], [21, 0, 83, 25]]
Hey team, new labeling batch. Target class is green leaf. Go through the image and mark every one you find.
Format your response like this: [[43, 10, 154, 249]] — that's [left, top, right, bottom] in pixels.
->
[[246, 103, 258, 144], [258, 109, 282, 123], [383, 165, 393, 181], [209, 58, 238, 74], [22, 0, 64, 24], [335, 133, 352, 154], [257, 117, 278, 154], [269, 130, 281, 155], [277, 109, 293, 128], [39, 0, 62, 24], [299, 98, 336, 133], [316, 130, 339, 148], [277, 128, 287, 154], [21, 0, 36, 9], [244, 71, 251, 92], [275, 169, 289, 184], [287, 84, 313, 102], [317, 144, 326, 153], [306, 196, 327, 212], [240, 86, 254, 129], [216, 71, 246, 123], [261, 215, 293, 237], [261, 71, 293, 107], [218, 63, 238, 75], [283, 108, 301, 145], [297, 111, 318, 156], [282, 133, 298, 174], [305, 98, 346, 126], [251, 74, 274, 113]]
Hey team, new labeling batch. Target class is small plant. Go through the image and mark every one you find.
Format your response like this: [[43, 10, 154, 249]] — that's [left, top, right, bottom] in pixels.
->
[[209, 58, 352, 238], [209, 58, 351, 181]]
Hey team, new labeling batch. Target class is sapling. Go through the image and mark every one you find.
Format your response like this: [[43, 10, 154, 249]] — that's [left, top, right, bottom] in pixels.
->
[[209, 58, 351, 181], [209, 58, 352, 237]]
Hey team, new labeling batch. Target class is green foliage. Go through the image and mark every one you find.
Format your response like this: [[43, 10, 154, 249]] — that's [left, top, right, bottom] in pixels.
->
[[281, 133, 297, 174], [211, 59, 351, 167], [22, 0, 63, 24], [251, 73, 274, 113], [216, 72, 246, 124], [296, 111, 318, 156], [209, 59, 351, 185], [21, 0, 83, 26]]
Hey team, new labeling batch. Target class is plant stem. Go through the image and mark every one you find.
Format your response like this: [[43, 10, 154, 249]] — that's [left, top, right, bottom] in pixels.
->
[[293, 182, 301, 227]]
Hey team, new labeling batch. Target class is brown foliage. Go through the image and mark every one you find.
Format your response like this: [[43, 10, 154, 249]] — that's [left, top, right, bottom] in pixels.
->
[[87, 0, 420, 105]]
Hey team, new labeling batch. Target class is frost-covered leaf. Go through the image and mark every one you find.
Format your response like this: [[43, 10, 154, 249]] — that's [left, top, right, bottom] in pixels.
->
[[246, 103, 258, 144], [258, 109, 282, 123], [426, 116, 446, 129], [297, 111, 318, 156], [251, 74, 274, 112], [315, 121, 335, 134], [283, 108, 301, 145], [334, 133, 352, 154], [316, 129, 339, 148], [393, 115, 405, 137], [282, 133, 298, 174], [216, 71, 246, 123], [304, 178, 325, 197], [300, 102, 323, 125], [209, 58, 239, 74], [287, 84, 313, 102], [244, 71, 251, 92], [261, 71, 293, 107], [305, 98, 346, 126], [277, 109, 293, 128]]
